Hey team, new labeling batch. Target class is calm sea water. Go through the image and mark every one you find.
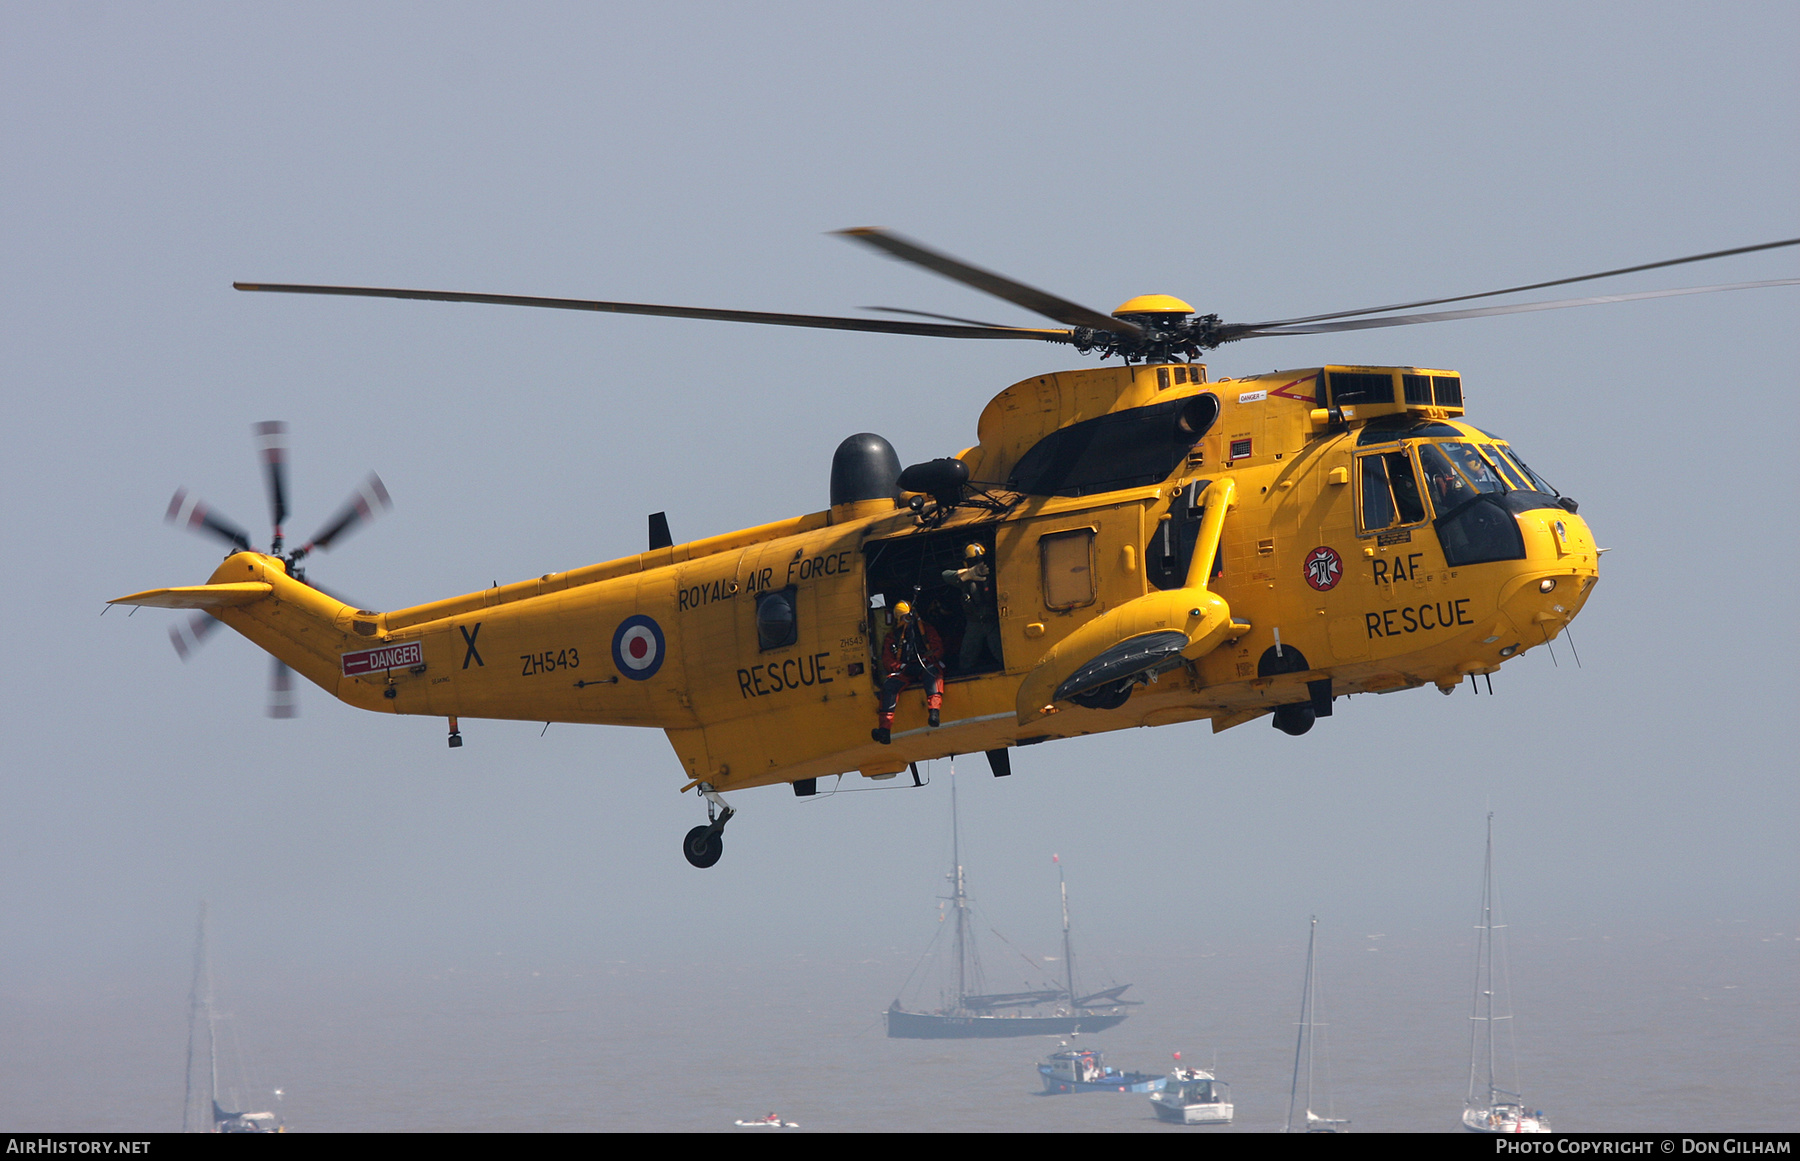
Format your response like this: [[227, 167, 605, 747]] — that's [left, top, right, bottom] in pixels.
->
[[4, 923, 1794, 1133]]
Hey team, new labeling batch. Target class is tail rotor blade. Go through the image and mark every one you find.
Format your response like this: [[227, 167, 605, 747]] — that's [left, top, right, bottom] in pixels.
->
[[168, 612, 223, 661], [267, 658, 298, 719], [298, 474, 391, 556], [165, 489, 253, 552], [254, 421, 289, 553]]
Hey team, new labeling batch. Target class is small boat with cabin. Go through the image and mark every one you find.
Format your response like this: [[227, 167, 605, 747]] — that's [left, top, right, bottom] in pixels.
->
[[1037, 1045, 1166, 1094], [1149, 1065, 1233, 1124]]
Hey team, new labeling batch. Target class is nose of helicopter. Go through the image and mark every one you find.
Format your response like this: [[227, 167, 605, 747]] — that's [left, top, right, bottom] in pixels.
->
[[1493, 506, 1600, 657]]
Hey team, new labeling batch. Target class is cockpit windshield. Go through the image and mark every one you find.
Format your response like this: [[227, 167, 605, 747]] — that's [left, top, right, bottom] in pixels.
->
[[1491, 443, 1559, 497], [1357, 433, 1562, 538], [1417, 442, 1506, 510]]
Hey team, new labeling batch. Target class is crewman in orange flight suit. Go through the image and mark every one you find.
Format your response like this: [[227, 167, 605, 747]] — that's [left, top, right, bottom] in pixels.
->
[[872, 600, 944, 745]]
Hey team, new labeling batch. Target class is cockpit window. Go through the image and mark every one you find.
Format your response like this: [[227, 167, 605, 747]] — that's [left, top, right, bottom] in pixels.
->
[[1357, 449, 1427, 533], [1360, 454, 1395, 531], [1478, 444, 1529, 491], [1495, 445, 1559, 497], [1438, 442, 1508, 495], [1416, 443, 1476, 511]]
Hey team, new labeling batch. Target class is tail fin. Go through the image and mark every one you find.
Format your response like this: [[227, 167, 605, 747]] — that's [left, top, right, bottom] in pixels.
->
[[112, 557, 370, 706]]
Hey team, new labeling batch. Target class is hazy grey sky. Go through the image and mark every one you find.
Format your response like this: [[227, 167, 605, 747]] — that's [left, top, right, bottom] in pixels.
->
[[2, 2, 1795, 992]]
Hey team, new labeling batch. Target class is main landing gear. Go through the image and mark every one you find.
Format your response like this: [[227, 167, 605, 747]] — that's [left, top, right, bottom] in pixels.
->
[[682, 783, 735, 869]]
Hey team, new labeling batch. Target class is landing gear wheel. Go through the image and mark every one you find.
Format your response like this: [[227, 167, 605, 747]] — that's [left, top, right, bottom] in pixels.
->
[[683, 785, 735, 869], [683, 825, 723, 868]]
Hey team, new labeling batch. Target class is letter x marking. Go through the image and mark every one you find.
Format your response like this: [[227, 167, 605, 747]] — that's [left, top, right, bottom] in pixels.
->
[[460, 623, 484, 669]]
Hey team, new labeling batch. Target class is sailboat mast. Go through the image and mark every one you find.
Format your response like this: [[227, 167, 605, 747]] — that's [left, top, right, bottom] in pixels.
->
[[206, 926, 219, 1132], [1285, 916, 1317, 1133], [1307, 918, 1318, 1122], [1056, 856, 1077, 1007], [1485, 814, 1497, 1104], [182, 902, 209, 1133], [1468, 811, 1499, 1107], [951, 774, 967, 1005]]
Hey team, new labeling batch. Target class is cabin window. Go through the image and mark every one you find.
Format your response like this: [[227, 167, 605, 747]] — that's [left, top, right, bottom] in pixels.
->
[[755, 587, 798, 651], [1039, 529, 1096, 610]]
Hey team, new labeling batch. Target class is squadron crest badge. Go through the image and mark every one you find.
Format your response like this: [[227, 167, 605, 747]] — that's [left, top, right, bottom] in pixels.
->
[[1303, 546, 1343, 592]]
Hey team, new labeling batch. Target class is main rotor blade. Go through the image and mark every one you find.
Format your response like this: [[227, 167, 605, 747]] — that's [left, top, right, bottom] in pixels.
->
[[254, 420, 288, 548], [862, 305, 1019, 329], [165, 489, 252, 552], [835, 228, 1140, 336], [234, 282, 1075, 344], [298, 473, 391, 556], [1243, 237, 1800, 329], [1228, 278, 1800, 338]]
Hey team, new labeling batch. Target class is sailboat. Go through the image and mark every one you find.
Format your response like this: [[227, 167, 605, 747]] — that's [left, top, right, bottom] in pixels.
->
[[183, 903, 284, 1134], [1461, 813, 1550, 1134], [884, 773, 1133, 1039], [1284, 917, 1347, 1133]]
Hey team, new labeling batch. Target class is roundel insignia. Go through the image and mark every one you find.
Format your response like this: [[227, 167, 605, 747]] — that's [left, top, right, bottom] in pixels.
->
[[1303, 546, 1343, 592], [611, 614, 666, 680]]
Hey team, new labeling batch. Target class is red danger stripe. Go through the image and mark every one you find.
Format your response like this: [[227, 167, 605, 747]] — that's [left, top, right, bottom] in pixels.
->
[[341, 640, 423, 676]]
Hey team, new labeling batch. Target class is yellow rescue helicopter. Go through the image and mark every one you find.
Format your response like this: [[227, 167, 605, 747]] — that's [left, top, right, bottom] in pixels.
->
[[114, 231, 1799, 867]]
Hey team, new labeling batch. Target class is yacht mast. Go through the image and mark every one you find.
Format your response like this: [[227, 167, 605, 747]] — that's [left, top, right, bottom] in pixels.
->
[[1285, 916, 1318, 1133], [950, 775, 968, 1004], [1056, 855, 1076, 1006], [1467, 811, 1507, 1109], [181, 901, 216, 1133]]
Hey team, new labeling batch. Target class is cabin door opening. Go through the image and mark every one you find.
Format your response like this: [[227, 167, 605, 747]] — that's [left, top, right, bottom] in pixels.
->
[[862, 527, 1003, 681]]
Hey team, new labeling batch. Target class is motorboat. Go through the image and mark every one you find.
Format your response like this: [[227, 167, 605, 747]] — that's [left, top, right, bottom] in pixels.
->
[[1149, 1066, 1233, 1124]]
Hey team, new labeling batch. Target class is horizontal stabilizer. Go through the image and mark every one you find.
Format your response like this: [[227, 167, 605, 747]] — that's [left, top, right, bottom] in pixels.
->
[[108, 582, 273, 610]]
